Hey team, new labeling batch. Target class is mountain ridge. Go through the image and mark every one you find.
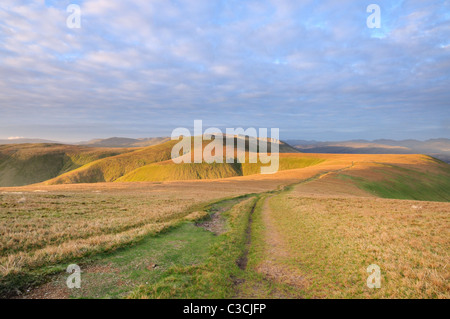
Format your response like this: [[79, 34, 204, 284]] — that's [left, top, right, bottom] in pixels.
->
[[286, 138, 450, 163]]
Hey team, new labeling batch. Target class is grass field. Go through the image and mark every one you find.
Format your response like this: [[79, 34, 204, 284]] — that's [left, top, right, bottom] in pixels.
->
[[0, 177, 283, 296], [262, 193, 450, 298], [0, 150, 449, 299], [22, 222, 219, 299], [338, 163, 450, 202]]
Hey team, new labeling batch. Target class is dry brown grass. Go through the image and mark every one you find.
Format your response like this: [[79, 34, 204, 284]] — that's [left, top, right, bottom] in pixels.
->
[[254, 197, 309, 290], [0, 180, 282, 277], [1, 152, 447, 298], [263, 191, 450, 298]]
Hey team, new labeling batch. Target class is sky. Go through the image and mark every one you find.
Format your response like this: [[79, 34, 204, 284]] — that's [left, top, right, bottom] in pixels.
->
[[0, 0, 449, 142]]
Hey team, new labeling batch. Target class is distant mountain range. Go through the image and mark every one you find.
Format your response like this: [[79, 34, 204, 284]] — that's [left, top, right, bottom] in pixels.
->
[[78, 137, 171, 148], [0, 138, 59, 144], [285, 138, 450, 163], [1, 137, 448, 163], [0, 137, 171, 148]]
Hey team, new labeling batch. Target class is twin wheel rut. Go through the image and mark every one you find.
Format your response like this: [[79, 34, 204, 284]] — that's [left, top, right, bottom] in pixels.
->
[[232, 164, 355, 296], [236, 199, 258, 271]]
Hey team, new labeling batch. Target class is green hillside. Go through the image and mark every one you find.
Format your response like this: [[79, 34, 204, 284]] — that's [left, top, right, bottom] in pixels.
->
[[117, 156, 325, 182], [338, 160, 450, 202], [43, 137, 301, 185], [0, 144, 132, 187], [116, 162, 243, 182], [45, 140, 179, 184], [241, 157, 324, 175]]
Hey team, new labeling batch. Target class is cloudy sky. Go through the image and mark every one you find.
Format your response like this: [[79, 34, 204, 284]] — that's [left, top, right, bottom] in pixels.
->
[[0, 0, 449, 142]]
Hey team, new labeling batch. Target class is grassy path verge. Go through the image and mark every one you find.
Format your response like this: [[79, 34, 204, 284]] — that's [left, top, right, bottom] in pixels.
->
[[256, 173, 450, 298], [129, 196, 258, 298], [13, 195, 252, 298]]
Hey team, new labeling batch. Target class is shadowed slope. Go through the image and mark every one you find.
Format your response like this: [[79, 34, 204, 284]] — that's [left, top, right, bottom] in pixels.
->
[[45, 140, 178, 184], [0, 144, 133, 187]]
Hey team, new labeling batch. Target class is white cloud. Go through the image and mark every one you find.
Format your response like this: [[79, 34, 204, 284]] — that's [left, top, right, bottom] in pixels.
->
[[0, 0, 448, 140]]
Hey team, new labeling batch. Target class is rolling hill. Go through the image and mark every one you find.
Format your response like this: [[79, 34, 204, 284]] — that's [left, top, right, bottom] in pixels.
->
[[0, 144, 134, 187], [44, 137, 300, 184], [116, 155, 325, 182], [289, 155, 450, 202], [1, 137, 449, 199]]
